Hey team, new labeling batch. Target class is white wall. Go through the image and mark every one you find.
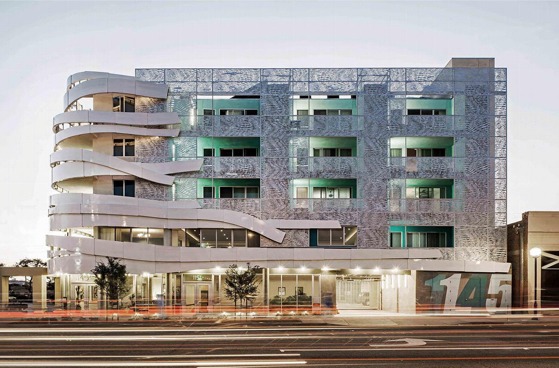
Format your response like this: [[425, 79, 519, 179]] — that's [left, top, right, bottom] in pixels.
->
[[381, 274, 415, 313]]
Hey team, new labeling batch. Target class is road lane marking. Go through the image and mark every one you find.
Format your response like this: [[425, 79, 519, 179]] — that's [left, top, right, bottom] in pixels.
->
[[370, 338, 442, 347]]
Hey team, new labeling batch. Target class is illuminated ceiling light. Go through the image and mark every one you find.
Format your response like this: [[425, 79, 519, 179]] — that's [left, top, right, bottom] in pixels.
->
[[214, 266, 222, 272], [354, 266, 362, 272], [142, 272, 150, 277], [277, 265, 285, 272], [299, 266, 308, 272], [373, 267, 380, 273], [321, 266, 329, 272], [392, 267, 400, 273]]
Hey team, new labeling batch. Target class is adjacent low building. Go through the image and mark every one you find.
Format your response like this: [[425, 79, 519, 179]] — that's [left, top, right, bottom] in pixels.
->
[[47, 58, 510, 313], [508, 212, 559, 309]]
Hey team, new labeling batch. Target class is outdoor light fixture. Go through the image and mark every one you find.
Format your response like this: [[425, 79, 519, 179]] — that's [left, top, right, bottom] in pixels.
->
[[530, 247, 542, 311], [530, 247, 542, 258]]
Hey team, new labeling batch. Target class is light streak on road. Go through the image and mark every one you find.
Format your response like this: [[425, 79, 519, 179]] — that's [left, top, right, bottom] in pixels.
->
[[0, 360, 307, 367], [282, 345, 559, 352], [369, 338, 442, 347], [0, 334, 332, 342], [0, 326, 345, 334], [0, 354, 301, 359]]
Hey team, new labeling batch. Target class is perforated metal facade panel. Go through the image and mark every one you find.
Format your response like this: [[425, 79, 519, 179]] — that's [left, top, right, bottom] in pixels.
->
[[136, 65, 507, 262]]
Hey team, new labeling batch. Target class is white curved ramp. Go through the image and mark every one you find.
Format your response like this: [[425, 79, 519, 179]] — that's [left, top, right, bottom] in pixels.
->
[[51, 149, 202, 186]]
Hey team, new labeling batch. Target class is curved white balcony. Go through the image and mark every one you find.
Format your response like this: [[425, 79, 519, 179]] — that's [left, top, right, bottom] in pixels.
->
[[66, 71, 135, 89], [54, 110, 179, 131], [51, 149, 203, 187], [55, 125, 179, 146], [64, 74, 168, 111], [48, 193, 286, 243], [47, 234, 507, 276]]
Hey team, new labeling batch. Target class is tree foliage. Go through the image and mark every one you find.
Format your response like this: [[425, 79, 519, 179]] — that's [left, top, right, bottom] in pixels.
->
[[15, 258, 46, 268], [91, 257, 130, 308], [224, 263, 261, 310], [14, 258, 47, 291]]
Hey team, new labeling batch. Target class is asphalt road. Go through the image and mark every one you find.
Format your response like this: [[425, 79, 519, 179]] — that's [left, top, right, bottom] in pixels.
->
[[0, 319, 558, 367]]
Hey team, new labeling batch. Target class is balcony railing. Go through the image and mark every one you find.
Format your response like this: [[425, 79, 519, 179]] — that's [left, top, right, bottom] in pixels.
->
[[188, 116, 261, 135], [389, 157, 455, 176], [389, 115, 459, 133], [290, 115, 362, 131], [388, 198, 462, 213], [291, 198, 358, 211], [198, 198, 261, 216], [290, 157, 359, 176], [202, 157, 261, 178]]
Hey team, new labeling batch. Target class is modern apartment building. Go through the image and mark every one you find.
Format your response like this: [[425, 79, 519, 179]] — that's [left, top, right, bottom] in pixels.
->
[[47, 58, 511, 313]]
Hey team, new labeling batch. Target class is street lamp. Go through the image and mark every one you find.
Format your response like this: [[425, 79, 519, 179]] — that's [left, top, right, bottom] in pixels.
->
[[529, 247, 542, 312]]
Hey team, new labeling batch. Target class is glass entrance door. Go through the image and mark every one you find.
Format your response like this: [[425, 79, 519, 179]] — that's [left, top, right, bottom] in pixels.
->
[[183, 283, 211, 310], [336, 277, 381, 310], [72, 283, 99, 310]]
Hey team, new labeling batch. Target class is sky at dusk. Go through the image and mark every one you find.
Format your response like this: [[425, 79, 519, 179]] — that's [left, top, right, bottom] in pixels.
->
[[0, 0, 557, 265]]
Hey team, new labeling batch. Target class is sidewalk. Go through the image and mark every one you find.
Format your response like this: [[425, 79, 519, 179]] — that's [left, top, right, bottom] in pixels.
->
[[316, 310, 556, 327], [1, 308, 557, 328]]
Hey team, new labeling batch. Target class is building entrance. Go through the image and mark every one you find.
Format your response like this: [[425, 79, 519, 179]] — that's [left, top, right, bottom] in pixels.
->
[[72, 283, 98, 310], [183, 283, 211, 310], [336, 277, 381, 310]]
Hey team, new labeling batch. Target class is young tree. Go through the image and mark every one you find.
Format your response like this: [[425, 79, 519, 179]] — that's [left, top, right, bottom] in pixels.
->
[[91, 257, 130, 310], [224, 263, 261, 312]]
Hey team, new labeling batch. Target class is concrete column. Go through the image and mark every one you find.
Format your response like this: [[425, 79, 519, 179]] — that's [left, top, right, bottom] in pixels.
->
[[54, 277, 62, 305], [166, 273, 173, 306], [0, 276, 8, 305], [32, 275, 46, 310], [164, 229, 172, 247]]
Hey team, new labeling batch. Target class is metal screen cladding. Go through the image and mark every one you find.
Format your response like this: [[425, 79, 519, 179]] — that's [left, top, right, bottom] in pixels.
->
[[136, 66, 506, 262]]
